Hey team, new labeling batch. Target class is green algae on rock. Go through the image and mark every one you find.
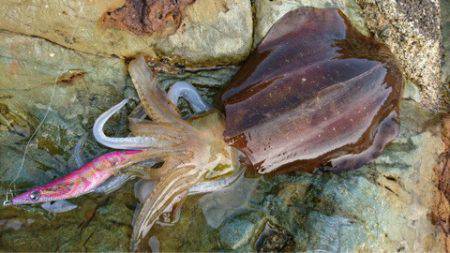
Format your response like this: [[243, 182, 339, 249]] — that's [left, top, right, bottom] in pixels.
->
[[0, 30, 135, 251]]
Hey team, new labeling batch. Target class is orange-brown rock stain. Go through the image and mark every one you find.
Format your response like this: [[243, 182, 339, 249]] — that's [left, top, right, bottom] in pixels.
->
[[101, 0, 195, 36], [431, 115, 450, 252]]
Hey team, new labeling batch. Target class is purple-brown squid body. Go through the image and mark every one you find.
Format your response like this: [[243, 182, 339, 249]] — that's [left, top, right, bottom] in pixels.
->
[[222, 7, 403, 174]]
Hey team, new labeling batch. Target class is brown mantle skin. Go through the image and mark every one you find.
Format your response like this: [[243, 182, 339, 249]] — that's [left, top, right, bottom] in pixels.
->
[[222, 8, 403, 174], [101, 0, 195, 36]]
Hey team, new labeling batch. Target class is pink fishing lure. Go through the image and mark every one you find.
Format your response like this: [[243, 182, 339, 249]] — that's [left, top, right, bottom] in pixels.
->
[[9, 150, 143, 205]]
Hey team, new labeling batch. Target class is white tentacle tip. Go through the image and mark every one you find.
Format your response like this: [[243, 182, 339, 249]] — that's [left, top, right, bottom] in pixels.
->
[[119, 98, 129, 106]]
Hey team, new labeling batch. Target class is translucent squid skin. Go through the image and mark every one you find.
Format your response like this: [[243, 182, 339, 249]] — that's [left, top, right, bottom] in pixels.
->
[[10, 150, 144, 205]]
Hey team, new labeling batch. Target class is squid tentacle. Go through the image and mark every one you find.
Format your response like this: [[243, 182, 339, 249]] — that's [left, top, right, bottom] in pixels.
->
[[187, 168, 244, 195], [129, 56, 187, 125], [131, 165, 202, 251], [125, 156, 181, 180], [167, 81, 211, 114], [128, 104, 147, 122], [41, 200, 78, 213], [133, 168, 243, 204], [128, 120, 184, 141], [93, 174, 135, 195], [132, 168, 243, 226], [93, 99, 178, 150]]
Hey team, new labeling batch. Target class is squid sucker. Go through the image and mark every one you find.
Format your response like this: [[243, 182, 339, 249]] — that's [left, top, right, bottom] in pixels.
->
[[7, 7, 403, 251]]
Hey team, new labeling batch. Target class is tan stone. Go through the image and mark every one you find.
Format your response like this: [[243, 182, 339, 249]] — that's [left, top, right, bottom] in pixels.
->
[[0, 0, 253, 66]]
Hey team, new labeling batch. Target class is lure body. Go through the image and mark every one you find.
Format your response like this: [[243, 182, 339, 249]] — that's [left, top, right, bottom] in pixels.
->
[[10, 150, 144, 205]]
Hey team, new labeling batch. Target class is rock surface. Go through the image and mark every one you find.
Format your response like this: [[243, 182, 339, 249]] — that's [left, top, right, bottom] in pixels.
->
[[0, 0, 447, 251], [357, 0, 442, 110], [442, 0, 450, 105], [0, 30, 137, 251], [0, 0, 253, 66], [0, 29, 133, 184]]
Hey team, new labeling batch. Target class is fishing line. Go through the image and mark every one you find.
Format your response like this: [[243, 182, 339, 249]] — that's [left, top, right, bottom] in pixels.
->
[[8, 75, 59, 188]]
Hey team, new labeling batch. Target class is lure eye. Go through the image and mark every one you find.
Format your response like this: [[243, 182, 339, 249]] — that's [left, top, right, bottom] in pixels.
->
[[29, 191, 41, 201]]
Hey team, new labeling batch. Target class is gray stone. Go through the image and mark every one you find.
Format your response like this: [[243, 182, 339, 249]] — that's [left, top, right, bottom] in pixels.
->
[[304, 212, 366, 252], [358, 0, 442, 110], [219, 212, 262, 250], [403, 80, 422, 103]]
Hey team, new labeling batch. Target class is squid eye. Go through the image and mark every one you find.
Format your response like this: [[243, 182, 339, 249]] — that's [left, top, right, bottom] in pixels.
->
[[29, 191, 41, 201]]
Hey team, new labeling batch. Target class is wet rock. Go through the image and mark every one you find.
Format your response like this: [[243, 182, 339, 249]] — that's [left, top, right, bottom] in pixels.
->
[[0, 185, 136, 251], [255, 222, 295, 252], [0, 219, 24, 231], [0, 30, 131, 185], [0, 0, 253, 66], [219, 211, 263, 250], [0, 30, 136, 251], [303, 212, 366, 252], [199, 175, 259, 229], [358, 0, 442, 110]]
